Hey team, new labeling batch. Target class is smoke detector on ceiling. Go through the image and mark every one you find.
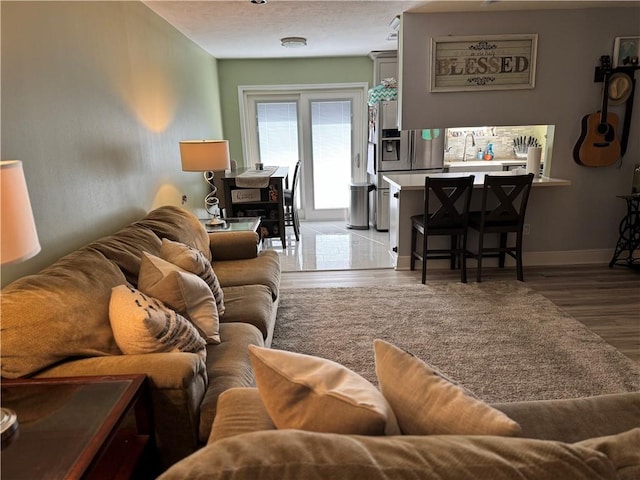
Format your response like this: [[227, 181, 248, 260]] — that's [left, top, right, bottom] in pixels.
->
[[281, 37, 307, 48]]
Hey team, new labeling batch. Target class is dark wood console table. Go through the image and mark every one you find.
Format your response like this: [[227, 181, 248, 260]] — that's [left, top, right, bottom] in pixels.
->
[[609, 193, 640, 269], [222, 167, 289, 248], [1, 375, 157, 480]]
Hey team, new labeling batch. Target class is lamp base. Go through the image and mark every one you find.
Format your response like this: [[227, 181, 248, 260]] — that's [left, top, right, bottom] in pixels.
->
[[206, 217, 226, 227], [1, 408, 18, 442]]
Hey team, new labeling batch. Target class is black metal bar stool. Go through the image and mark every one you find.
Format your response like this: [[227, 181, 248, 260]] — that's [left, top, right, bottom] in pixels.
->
[[283, 160, 301, 241]]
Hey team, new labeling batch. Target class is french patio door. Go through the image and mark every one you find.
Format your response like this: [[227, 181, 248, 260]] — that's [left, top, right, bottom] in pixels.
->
[[240, 85, 367, 221]]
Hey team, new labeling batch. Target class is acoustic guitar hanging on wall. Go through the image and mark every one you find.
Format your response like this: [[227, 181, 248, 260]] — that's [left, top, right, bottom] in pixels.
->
[[573, 56, 622, 167]]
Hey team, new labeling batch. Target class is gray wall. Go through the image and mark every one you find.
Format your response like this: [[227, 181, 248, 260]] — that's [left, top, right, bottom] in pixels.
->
[[1, 1, 223, 286], [400, 8, 640, 261]]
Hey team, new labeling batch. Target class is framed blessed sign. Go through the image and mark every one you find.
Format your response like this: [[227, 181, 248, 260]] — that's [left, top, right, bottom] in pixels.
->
[[430, 34, 538, 92]]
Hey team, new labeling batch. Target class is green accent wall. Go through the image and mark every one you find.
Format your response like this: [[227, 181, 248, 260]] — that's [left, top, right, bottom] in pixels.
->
[[1, 1, 223, 286], [218, 57, 373, 165]]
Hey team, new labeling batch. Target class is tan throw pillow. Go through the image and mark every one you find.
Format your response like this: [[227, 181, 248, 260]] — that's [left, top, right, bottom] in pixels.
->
[[160, 238, 225, 315], [109, 285, 206, 356], [374, 339, 521, 436], [248, 345, 400, 435], [138, 252, 220, 344]]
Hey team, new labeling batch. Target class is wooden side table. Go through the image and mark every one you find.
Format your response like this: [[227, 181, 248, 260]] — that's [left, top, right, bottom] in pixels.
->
[[1, 375, 157, 480], [609, 194, 640, 269], [200, 216, 261, 234]]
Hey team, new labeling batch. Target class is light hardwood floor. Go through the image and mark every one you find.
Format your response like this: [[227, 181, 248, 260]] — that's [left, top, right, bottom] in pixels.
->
[[281, 265, 640, 363]]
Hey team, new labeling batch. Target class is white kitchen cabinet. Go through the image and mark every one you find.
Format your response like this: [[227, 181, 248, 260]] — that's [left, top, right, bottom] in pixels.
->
[[369, 51, 397, 85]]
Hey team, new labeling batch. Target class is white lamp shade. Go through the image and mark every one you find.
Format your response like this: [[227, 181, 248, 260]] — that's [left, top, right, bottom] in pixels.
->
[[180, 140, 231, 172], [1, 160, 41, 265]]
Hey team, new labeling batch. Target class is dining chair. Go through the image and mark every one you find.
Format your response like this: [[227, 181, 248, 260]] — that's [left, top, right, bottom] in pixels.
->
[[410, 175, 475, 283], [283, 160, 301, 241], [468, 173, 534, 282]]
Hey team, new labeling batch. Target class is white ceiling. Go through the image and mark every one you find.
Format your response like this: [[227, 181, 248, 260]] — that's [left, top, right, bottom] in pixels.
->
[[143, 1, 640, 59]]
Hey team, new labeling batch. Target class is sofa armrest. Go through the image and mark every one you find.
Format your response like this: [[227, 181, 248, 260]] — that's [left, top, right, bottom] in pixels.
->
[[209, 387, 275, 444], [208, 231, 259, 261], [35, 353, 208, 468], [35, 352, 205, 387]]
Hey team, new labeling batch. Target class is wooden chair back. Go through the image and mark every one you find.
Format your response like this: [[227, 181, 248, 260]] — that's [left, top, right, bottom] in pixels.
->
[[424, 175, 475, 231], [479, 173, 534, 229]]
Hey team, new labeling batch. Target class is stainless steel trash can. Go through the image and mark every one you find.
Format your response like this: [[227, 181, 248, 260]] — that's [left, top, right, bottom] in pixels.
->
[[347, 183, 374, 230]]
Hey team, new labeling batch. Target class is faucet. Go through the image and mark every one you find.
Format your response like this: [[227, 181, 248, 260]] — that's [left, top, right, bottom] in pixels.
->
[[462, 133, 475, 162]]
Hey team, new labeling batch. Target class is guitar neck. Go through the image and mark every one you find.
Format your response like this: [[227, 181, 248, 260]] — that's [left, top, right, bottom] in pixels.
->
[[599, 56, 612, 124], [601, 73, 610, 123]]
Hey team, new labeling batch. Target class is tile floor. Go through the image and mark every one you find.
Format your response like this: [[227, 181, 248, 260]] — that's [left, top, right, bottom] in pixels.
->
[[263, 221, 395, 272]]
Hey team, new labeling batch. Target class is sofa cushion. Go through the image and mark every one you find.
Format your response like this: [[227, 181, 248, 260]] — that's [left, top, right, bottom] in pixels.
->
[[374, 339, 521, 436], [138, 252, 220, 344], [135, 206, 212, 262], [248, 346, 400, 436], [1, 249, 125, 378], [88, 224, 163, 287], [199, 322, 265, 443], [109, 285, 206, 356], [213, 249, 280, 300], [158, 430, 620, 480], [160, 238, 225, 316], [220, 285, 273, 340]]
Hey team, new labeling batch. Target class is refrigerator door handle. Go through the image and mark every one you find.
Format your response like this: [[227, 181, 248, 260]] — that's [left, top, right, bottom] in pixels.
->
[[408, 131, 414, 168]]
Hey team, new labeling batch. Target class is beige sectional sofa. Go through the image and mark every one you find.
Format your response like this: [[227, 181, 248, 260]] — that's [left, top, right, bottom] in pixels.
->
[[161, 390, 640, 480], [1, 206, 280, 469], [160, 390, 640, 480], [158, 341, 640, 480]]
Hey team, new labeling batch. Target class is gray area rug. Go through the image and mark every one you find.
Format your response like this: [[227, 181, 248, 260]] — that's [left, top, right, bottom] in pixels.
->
[[272, 282, 640, 402]]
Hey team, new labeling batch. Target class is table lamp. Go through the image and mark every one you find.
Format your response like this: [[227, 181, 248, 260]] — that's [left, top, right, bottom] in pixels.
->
[[180, 140, 231, 226], [0, 160, 41, 441]]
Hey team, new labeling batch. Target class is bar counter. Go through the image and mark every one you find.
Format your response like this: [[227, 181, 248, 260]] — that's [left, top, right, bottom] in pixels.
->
[[382, 171, 571, 270]]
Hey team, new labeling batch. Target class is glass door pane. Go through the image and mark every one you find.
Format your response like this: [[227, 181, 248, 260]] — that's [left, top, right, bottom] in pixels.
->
[[310, 100, 351, 211], [256, 101, 299, 173], [245, 89, 364, 222]]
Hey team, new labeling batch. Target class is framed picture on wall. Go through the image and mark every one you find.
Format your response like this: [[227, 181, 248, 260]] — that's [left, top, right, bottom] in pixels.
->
[[613, 36, 640, 68], [430, 34, 538, 92]]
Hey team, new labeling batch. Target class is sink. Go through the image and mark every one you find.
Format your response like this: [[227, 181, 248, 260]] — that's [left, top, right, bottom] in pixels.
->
[[446, 160, 505, 172]]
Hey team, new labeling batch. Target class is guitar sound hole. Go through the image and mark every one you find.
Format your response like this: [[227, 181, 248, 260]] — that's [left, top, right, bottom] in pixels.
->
[[597, 123, 610, 136]]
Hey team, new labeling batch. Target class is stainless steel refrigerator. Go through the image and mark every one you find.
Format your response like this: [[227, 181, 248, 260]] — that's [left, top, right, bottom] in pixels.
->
[[367, 101, 444, 231]]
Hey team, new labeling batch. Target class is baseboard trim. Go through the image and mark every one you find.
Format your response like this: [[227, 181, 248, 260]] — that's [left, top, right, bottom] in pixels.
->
[[395, 249, 613, 271]]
